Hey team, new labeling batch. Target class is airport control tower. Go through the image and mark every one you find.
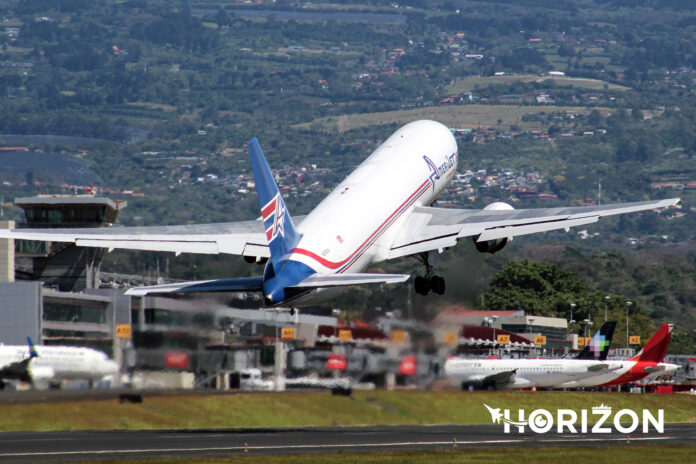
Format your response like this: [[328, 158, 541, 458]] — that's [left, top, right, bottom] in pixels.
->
[[14, 195, 127, 291]]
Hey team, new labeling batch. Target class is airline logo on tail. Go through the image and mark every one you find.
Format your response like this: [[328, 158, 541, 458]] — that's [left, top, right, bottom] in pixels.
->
[[262, 193, 286, 242], [576, 321, 615, 360], [588, 333, 610, 358]]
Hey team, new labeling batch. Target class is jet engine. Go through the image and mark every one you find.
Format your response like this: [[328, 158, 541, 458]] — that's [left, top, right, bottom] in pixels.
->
[[473, 202, 514, 254], [28, 365, 55, 390]]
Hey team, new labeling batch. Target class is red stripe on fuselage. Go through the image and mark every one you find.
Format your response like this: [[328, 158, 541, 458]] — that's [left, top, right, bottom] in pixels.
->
[[600, 361, 654, 386], [293, 179, 431, 270]]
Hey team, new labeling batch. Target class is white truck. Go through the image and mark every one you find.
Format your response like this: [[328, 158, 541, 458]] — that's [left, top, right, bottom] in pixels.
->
[[239, 368, 274, 391]]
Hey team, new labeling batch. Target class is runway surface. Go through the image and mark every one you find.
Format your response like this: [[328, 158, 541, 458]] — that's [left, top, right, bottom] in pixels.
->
[[1, 423, 695, 463]]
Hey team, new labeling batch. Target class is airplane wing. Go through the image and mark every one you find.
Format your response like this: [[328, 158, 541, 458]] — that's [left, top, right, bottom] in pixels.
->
[[124, 273, 409, 296], [586, 363, 612, 372], [559, 363, 624, 388], [0, 358, 33, 383], [0, 219, 283, 259], [0, 198, 677, 261], [478, 369, 519, 388], [388, 198, 679, 259]]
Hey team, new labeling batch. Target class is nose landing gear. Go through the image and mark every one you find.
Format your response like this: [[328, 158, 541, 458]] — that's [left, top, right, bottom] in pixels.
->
[[413, 252, 446, 296]]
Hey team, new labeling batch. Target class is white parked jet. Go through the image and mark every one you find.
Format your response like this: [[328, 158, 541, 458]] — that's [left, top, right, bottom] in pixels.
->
[[0, 120, 679, 306], [444, 322, 621, 390], [0, 338, 119, 389]]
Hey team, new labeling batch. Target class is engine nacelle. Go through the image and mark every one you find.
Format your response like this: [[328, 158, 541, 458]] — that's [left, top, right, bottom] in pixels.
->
[[474, 202, 515, 254], [483, 201, 515, 212], [28, 365, 55, 390], [474, 236, 508, 254]]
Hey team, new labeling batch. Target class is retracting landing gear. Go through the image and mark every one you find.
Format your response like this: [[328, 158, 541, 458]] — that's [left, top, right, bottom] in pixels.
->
[[413, 252, 446, 296]]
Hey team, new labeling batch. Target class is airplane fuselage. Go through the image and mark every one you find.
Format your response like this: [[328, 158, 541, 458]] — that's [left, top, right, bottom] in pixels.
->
[[444, 357, 623, 389], [0, 345, 119, 384], [276, 120, 458, 305]]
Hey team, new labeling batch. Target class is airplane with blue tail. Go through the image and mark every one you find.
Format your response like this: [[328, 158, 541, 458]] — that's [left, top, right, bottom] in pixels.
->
[[0, 337, 119, 389], [0, 120, 679, 306]]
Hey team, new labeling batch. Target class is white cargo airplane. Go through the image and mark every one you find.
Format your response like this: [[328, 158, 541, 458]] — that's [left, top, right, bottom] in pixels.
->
[[0, 338, 119, 389], [0, 120, 679, 306], [444, 322, 622, 389]]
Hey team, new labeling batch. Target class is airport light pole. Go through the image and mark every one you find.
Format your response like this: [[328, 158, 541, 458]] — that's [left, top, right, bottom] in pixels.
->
[[492, 315, 499, 355], [605, 295, 610, 322], [569, 302, 576, 331], [483, 317, 490, 352], [626, 301, 633, 348], [583, 319, 593, 339], [492, 315, 498, 340]]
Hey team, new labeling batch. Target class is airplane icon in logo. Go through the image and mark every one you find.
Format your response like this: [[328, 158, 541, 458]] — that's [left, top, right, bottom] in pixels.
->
[[483, 403, 504, 424], [483, 403, 528, 427]]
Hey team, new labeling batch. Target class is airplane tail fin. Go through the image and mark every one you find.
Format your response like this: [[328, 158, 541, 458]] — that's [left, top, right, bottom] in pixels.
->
[[630, 323, 672, 362], [575, 321, 616, 360], [248, 138, 301, 270], [26, 337, 38, 358]]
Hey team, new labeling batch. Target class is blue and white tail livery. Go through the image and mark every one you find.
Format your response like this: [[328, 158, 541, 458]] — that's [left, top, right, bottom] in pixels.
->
[[248, 138, 301, 269], [0, 120, 679, 307], [27, 337, 39, 359]]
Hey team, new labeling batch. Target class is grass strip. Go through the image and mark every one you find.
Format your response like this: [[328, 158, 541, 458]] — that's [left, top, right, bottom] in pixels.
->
[[67, 445, 696, 464], [1, 390, 694, 432]]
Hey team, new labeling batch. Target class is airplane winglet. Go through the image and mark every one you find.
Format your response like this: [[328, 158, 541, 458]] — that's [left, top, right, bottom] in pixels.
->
[[248, 138, 301, 270]]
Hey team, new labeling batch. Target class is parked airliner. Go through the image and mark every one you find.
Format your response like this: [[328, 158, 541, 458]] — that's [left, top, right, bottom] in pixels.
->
[[444, 322, 619, 390], [559, 323, 679, 388], [0, 120, 679, 306], [0, 338, 119, 389]]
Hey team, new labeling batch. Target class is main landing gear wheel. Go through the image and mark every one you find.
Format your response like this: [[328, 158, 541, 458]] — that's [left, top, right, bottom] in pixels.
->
[[414, 276, 429, 295], [414, 274, 446, 295], [413, 252, 446, 296], [431, 275, 445, 295]]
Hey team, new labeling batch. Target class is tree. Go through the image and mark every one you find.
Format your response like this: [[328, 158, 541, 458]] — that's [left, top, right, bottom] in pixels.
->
[[483, 260, 587, 316], [215, 7, 232, 29]]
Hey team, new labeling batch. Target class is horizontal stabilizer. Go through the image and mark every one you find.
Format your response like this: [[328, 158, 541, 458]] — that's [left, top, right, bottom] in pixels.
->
[[125, 277, 264, 296], [292, 273, 410, 288], [644, 365, 672, 374]]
